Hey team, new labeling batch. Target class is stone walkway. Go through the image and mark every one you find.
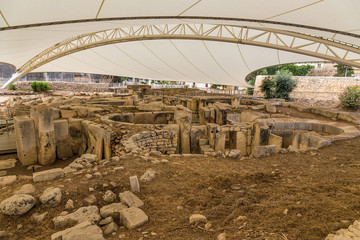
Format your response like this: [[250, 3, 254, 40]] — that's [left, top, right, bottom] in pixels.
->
[[325, 220, 360, 239]]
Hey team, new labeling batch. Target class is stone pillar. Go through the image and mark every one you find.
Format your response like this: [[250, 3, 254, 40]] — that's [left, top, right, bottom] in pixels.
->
[[214, 130, 226, 153], [174, 107, 192, 154], [54, 119, 73, 159], [206, 123, 218, 148], [14, 116, 38, 166], [251, 122, 270, 148], [68, 118, 83, 154], [30, 105, 56, 165], [235, 131, 247, 155], [268, 133, 283, 150]]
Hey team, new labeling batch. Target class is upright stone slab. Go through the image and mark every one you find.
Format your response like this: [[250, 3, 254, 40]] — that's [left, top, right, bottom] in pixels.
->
[[174, 107, 192, 154], [268, 133, 283, 150], [235, 131, 247, 155], [14, 116, 38, 166], [31, 105, 56, 165], [54, 119, 73, 159], [215, 130, 226, 153], [68, 118, 83, 154]]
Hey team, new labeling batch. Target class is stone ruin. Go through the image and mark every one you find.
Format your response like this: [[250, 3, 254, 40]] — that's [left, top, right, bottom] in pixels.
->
[[5, 85, 360, 167]]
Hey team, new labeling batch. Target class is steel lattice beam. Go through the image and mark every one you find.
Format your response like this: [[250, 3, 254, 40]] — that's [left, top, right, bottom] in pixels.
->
[[2, 23, 360, 88]]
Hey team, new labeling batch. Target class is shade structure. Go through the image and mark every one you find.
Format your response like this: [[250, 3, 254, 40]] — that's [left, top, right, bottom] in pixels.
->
[[0, 0, 359, 88]]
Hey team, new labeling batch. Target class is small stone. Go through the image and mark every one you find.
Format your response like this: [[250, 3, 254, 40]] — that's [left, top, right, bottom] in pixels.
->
[[85, 174, 93, 179], [161, 159, 169, 163], [100, 203, 127, 221], [17, 224, 22, 230], [111, 156, 120, 161], [104, 222, 118, 235], [119, 191, 144, 208], [234, 216, 247, 222], [65, 199, 74, 210], [0, 159, 17, 170], [283, 209, 289, 215], [189, 214, 207, 225], [118, 234, 126, 239], [114, 167, 124, 171], [94, 172, 102, 177], [129, 176, 140, 193], [0, 175, 16, 186], [150, 232, 157, 236], [120, 207, 149, 229], [99, 216, 114, 226], [287, 145, 295, 153], [89, 188, 94, 192], [297, 213, 302, 217], [84, 195, 97, 205], [205, 222, 212, 230], [32, 211, 48, 223], [14, 184, 36, 195], [103, 190, 117, 203], [177, 206, 184, 211], [39, 187, 62, 208], [140, 169, 156, 182], [217, 232, 227, 240]]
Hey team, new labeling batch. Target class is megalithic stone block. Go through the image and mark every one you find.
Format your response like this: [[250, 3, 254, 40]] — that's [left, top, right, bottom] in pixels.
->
[[54, 119, 73, 159], [68, 118, 83, 154], [14, 116, 38, 166], [31, 105, 56, 165]]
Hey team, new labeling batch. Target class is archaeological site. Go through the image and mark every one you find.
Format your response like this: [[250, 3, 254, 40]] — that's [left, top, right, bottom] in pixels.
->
[[1, 1, 360, 240]]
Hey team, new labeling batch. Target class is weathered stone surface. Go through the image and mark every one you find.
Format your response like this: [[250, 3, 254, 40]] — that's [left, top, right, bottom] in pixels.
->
[[103, 222, 118, 235], [119, 191, 144, 208], [54, 119, 73, 159], [268, 133, 283, 150], [99, 216, 113, 226], [100, 203, 127, 220], [189, 214, 207, 224], [51, 221, 105, 240], [65, 199, 74, 210], [227, 149, 241, 158], [0, 194, 36, 215], [120, 207, 149, 229], [33, 168, 64, 182], [129, 175, 140, 193], [32, 211, 48, 223], [102, 190, 116, 203], [140, 169, 156, 182], [0, 159, 17, 170], [217, 232, 227, 240], [0, 175, 16, 186], [14, 116, 38, 166], [81, 153, 98, 163], [53, 206, 101, 229], [252, 145, 277, 158], [14, 184, 36, 195], [40, 187, 62, 208]]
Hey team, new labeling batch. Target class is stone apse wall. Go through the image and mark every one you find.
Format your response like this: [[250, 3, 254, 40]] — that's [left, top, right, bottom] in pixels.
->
[[253, 76, 360, 102]]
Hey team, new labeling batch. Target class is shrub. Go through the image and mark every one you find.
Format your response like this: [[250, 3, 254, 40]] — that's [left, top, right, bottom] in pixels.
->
[[30, 81, 52, 92], [273, 70, 297, 100], [260, 76, 275, 99], [339, 86, 360, 109], [8, 83, 17, 90]]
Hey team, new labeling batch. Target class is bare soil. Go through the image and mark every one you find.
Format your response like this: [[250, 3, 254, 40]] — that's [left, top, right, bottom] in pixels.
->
[[1, 135, 360, 240]]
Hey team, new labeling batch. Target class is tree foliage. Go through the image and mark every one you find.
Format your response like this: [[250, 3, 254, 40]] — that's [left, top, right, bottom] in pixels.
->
[[334, 64, 354, 77], [260, 76, 275, 99], [260, 70, 297, 100]]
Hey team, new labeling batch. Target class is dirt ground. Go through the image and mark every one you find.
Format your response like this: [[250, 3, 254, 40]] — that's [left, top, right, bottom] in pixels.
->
[[1, 134, 360, 240]]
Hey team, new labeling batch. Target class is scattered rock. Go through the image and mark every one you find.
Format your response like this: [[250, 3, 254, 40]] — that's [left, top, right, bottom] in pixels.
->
[[53, 205, 101, 229], [120, 207, 149, 229], [65, 199, 75, 210], [140, 169, 156, 182], [205, 222, 212, 230], [189, 214, 207, 225], [114, 167, 124, 171], [32, 211, 48, 223], [227, 149, 241, 158], [283, 209, 289, 215], [63, 166, 76, 174], [99, 216, 114, 226], [81, 154, 98, 163], [287, 145, 295, 153], [68, 162, 84, 170], [150, 151, 161, 157], [40, 187, 62, 208], [94, 172, 102, 177], [100, 203, 127, 220], [161, 159, 169, 163], [33, 168, 64, 182], [119, 191, 144, 208], [129, 176, 140, 193], [89, 188, 95, 192], [111, 156, 119, 161], [217, 232, 227, 240], [85, 174, 93, 179], [51, 221, 105, 240], [0, 175, 16, 186], [0, 194, 36, 215], [103, 222, 118, 235], [102, 190, 116, 203], [0, 159, 17, 170], [14, 184, 36, 195], [84, 195, 97, 205], [234, 216, 247, 222]]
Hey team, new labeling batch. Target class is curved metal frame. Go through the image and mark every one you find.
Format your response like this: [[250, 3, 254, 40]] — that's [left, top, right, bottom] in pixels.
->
[[2, 23, 360, 88]]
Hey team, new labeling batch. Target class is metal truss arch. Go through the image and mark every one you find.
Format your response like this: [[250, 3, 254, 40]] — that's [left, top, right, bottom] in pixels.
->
[[3, 23, 360, 88]]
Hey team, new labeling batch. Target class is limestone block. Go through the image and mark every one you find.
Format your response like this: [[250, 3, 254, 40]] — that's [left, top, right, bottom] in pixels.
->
[[134, 112, 154, 124], [54, 119, 73, 159], [60, 110, 78, 119], [252, 122, 270, 148], [68, 118, 83, 154], [33, 168, 64, 182], [214, 131, 226, 153], [14, 116, 38, 166], [53, 205, 101, 229], [268, 134, 283, 150], [100, 203, 127, 221], [252, 145, 277, 158], [120, 207, 148, 229], [51, 221, 105, 240], [119, 191, 144, 208], [235, 131, 247, 155]]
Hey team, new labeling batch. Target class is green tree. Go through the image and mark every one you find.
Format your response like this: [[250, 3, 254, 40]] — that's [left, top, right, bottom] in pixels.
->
[[273, 70, 297, 100], [334, 64, 354, 77], [260, 76, 275, 99]]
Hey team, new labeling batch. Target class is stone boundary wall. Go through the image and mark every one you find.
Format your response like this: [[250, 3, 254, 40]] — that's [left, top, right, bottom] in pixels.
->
[[253, 76, 360, 102], [16, 81, 110, 92]]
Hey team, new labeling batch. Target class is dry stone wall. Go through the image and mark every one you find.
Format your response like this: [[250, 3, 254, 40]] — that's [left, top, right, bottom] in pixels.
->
[[16, 81, 110, 92], [254, 76, 360, 102]]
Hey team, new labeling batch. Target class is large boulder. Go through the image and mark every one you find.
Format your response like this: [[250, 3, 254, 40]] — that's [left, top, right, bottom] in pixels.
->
[[53, 206, 101, 229], [0, 194, 36, 215], [51, 221, 105, 240], [39, 187, 62, 208]]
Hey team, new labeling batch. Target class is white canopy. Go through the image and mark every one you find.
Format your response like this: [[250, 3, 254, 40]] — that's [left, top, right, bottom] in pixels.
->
[[0, 0, 359, 87]]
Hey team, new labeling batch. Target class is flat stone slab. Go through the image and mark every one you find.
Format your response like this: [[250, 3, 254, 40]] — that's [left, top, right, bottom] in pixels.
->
[[51, 221, 105, 240], [100, 203, 127, 221], [0, 159, 17, 170], [120, 207, 148, 229], [53, 205, 101, 229], [119, 191, 144, 208], [33, 168, 64, 183]]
